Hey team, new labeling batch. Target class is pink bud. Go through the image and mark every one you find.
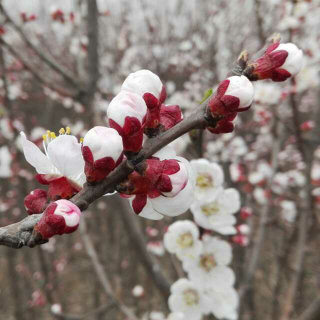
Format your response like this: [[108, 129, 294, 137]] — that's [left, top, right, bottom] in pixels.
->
[[121, 70, 167, 129], [232, 234, 249, 247], [237, 224, 251, 235], [248, 42, 303, 82], [24, 189, 48, 215], [207, 76, 254, 133], [300, 120, 314, 132], [240, 207, 253, 220], [82, 126, 123, 183], [107, 91, 147, 153], [35, 200, 81, 239]]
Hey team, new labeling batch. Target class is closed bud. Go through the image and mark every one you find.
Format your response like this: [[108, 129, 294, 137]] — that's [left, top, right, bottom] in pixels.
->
[[160, 104, 183, 131], [246, 42, 303, 82], [35, 200, 81, 239], [121, 70, 167, 129], [232, 234, 249, 247], [107, 91, 147, 153], [24, 189, 48, 215], [82, 126, 123, 183]]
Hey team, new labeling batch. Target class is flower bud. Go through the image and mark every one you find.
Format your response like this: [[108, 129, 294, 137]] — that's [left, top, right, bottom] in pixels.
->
[[121, 70, 167, 129], [209, 76, 254, 118], [232, 234, 249, 247], [246, 42, 303, 82], [207, 113, 236, 134], [24, 189, 48, 215], [82, 126, 123, 183], [160, 104, 183, 131], [35, 200, 81, 239], [107, 91, 147, 153]]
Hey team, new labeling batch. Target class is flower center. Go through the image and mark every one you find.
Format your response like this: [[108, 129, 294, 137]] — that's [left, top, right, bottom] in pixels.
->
[[196, 173, 213, 189], [176, 232, 194, 248], [199, 254, 217, 272], [201, 202, 220, 216], [183, 289, 199, 306]]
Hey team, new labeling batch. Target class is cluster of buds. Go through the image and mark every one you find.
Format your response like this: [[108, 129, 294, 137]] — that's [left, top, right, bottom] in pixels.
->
[[51, 8, 65, 23], [207, 75, 254, 134], [108, 70, 183, 153], [82, 126, 123, 183], [34, 200, 81, 239], [244, 41, 303, 82], [117, 147, 194, 220]]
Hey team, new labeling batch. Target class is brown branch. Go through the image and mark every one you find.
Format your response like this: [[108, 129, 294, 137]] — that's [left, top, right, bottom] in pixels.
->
[[111, 194, 171, 299], [295, 298, 320, 320], [79, 217, 138, 320], [0, 2, 82, 90], [51, 302, 115, 320], [0, 100, 208, 249], [0, 37, 76, 97]]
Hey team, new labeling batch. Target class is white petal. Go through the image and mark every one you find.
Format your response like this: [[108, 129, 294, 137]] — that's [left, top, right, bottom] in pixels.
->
[[47, 135, 84, 180], [20, 132, 55, 174], [128, 197, 164, 220], [151, 180, 194, 217]]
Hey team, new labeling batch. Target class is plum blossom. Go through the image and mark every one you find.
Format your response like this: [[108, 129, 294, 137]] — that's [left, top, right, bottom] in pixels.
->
[[168, 278, 211, 320], [207, 75, 254, 134], [120, 147, 195, 220], [20, 130, 85, 200], [190, 159, 224, 203], [280, 200, 297, 223], [183, 236, 235, 290], [82, 126, 123, 182], [166, 313, 185, 320], [164, 220, 202, 260], [35, 199, 81, 239], [190, 188, 240, 235], [121, 69, 166, 129], [206, 286, 239, 320], [107, 91, 147, 153], [246, 42, 303, 82]]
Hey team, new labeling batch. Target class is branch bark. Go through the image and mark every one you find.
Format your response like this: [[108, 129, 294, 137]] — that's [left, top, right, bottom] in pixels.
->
[[0, 100, 208, 249], [295, 298, 320, 320]]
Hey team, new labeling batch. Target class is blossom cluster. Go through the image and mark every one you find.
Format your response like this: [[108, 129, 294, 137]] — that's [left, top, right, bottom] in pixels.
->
[[164, 221, 238, 320]]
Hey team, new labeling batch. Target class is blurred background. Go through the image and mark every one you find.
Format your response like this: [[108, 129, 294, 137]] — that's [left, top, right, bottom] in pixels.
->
[[0, 0, 319, 319]]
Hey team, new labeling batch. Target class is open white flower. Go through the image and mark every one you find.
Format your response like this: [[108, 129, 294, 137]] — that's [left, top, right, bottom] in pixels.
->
[[167, 312, 185, 320], [164, 220, 202, 261], [126, 147, 195, 220], [168, 279, 211, 320], [207, 286, 239, 320], [190, 188, 240, 235], [20, 130, 85, 188], [190, 159, 224, 203], [183, 236, 235, 290]]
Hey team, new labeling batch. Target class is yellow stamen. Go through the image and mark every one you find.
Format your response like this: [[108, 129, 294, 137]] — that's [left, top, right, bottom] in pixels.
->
[[50, 132, 56, 139], [42, 134, 47, 141], [59, 128, 65, 135], [80, 137, 84, 143], [66, 127, 71, 134]]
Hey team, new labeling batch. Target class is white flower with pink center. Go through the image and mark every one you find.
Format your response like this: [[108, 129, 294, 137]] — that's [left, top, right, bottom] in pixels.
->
[[164, 220, 202, 261], [168, 278, 211, 320]]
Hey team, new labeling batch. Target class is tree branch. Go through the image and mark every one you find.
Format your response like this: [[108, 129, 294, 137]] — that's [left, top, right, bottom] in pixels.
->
[[295, 298, 320, 320], [0, 100, 209, 249]]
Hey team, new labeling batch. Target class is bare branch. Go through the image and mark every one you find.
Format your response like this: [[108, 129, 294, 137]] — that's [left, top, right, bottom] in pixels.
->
[[295, 298, 320, 320], [0, 100, 208, 249], [79, 217, 138, 320], [0, 2, 82, 89]]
